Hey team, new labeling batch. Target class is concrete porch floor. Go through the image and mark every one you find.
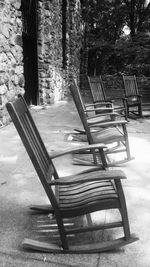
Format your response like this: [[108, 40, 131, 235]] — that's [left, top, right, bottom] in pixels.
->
[[0, 99, 150, 266]]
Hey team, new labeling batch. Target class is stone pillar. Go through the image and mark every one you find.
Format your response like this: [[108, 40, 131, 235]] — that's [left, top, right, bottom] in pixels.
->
[[38, 0, 67, 105], [37, 0, 83, 104], [67, 0, 83, 81], [0, 0, 24, 125]]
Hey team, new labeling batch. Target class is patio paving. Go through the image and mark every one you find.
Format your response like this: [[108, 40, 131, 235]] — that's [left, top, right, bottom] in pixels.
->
[[0, 99, 150, 266]]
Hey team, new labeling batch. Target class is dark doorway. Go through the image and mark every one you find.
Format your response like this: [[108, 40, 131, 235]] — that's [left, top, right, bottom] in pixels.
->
[[21, 0, 38, 105]]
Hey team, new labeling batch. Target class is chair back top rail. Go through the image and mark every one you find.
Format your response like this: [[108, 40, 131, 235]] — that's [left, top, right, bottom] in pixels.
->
[[70, 79, 94, 145]]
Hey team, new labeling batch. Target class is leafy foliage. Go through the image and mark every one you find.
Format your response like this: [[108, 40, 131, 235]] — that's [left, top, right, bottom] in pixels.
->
[[81, 0, 150, 76], [116, 33, 150, 75]]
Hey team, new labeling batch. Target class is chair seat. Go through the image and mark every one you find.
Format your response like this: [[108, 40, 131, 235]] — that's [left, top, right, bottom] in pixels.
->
[[127, 96, 141, 106], [58, 170, 119, 217], [92, 128, 123, 144], [72, 128, 124, 144], [127, 101, 141, 106], [114, 106, 125, 111]]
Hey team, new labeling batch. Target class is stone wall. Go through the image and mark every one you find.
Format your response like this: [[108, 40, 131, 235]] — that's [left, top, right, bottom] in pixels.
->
[[38, 0, 65, 104], [67, 1, 83, 80], [38, 0, 83, 104], [0, 0, 24, 125], [0, 0, 83, 124]]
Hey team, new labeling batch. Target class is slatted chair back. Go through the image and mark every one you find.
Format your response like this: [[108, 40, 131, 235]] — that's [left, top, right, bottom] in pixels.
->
[[6, 95, 60, 211], [88, 76, 107, 103], [122, 75, 139, 97], [70, 79, 94, 145]]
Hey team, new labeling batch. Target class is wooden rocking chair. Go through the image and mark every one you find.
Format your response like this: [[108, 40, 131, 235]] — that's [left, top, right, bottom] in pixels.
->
[[73, 81, 120, 134], [122, 75, 143, 118], [88, 76, 127, 119], [6, 95, 137, 253], [75, 79, 114, 115], [70, 79, 133, 166]]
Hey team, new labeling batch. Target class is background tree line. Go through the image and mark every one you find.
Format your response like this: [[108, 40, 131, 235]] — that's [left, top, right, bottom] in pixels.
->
[[81, 0, 150, 76]]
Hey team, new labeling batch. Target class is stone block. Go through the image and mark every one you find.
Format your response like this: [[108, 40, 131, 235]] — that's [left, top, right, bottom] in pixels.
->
[[12, 74, 19, 85], [10, 0, 21, 9], [0, 34, 8, 45], [2, 25, 9, 38], [6, 90, 15, 101], [0, 94, 8, 107], [0, 2, 5, 11], [18, 75, 25, 87], [15, 65, 23, 75], [15, 35, 22, 47], [0, 84, 7, 95], [7, 52, 16, 64], [0, 52, 8, 62], [0, 74, 9, 85]]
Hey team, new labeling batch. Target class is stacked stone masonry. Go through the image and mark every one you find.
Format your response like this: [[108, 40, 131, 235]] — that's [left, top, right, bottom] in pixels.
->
[[38, 0, 65, 104], [0, 0, 23, 125], [0, 0, 83, 125], [37, 0, 83, 105]]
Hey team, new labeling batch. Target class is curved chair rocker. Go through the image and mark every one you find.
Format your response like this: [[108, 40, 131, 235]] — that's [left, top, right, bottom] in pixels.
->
[[6, 95, 137, 253], [70, 79, 133, 166], [122, 75, 143, 118], [88, 76, 127, 119]]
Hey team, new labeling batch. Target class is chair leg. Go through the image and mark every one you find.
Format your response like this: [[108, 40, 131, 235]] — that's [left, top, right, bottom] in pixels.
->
[[127, 106, 129, 118], [125, 111, 128, 121], [55, 212, 69, 250], [115, 180, 131, 240], [138, 104, 143, 117], [122, 124, 131, 160]]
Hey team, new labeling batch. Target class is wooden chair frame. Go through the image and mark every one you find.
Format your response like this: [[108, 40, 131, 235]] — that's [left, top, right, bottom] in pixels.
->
[[88, 76, 127, 119], [75, 80, 114, 115], [6, 95, 137, 253], [73, 81, 120, 134], [122, 75, 143, 118], [70, 79, 133, 166]]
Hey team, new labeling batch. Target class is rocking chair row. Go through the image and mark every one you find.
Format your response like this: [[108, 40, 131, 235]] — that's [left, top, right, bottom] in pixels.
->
[[70, 79, 133, 166], [6, 94, 138, 254], [88, 75, 143, 119]]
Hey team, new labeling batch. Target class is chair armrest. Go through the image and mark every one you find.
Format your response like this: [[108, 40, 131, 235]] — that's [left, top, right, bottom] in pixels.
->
[[94, 101, 113, 106], [85, 107, 113, 113], [85, 103, 98, 108], [88, 120, 128, 128], [49, 169, 126, 185], [50, 143, 107, 159], [85, 102, 113, 108], [94, 100, 112, 104]]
